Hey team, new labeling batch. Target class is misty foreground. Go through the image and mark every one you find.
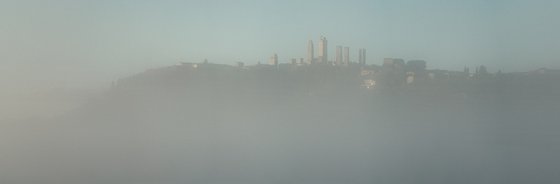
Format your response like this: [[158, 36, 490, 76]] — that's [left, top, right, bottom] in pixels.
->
[[2, 65, 560, 184]]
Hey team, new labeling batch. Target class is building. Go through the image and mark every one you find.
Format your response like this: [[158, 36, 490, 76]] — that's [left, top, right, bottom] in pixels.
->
[[318, 36, 328, 63], [307, 40, 314, 64], [358, 49, 362, 65], [269, 53, 278, 66], [406, 72, 415, 84], [362, 79, 376, 89], [335, 46, 343, 65], [360, 66, 378, 89], [343, 47, 350, 65], [406, 60, 427, 73], [383, 58, 405, 69], [358, 49, 366, 65], [358, 49, 362, 64], [380, 58, 406, 87], [363, 49, 366, 65], [405, 60, 427, 80]]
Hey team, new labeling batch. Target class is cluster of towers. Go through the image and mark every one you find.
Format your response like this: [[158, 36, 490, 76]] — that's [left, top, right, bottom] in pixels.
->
[[306, 36, 366, 66]]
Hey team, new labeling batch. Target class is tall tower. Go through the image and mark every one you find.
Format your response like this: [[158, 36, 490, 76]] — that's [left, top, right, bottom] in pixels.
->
[[358, 49, 363, 65], [307, 40, 314, 64], [318, 36, 328, 63], [335, 46, 343, 65], [269, 53, 278, 66], [343, 47, 350, 65], [362, 49, 366, 65], [358, 48, 366, 65]]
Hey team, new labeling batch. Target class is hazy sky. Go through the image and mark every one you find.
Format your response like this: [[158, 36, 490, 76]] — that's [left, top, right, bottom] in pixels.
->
[[1, 0, 559, 117]]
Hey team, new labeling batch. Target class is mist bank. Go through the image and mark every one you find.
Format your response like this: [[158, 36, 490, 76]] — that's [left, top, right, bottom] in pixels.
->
[[1, 64, 560, 184]]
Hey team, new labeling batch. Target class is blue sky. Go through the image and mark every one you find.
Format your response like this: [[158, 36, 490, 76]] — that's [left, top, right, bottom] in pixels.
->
[[1, 0, 559, 91]]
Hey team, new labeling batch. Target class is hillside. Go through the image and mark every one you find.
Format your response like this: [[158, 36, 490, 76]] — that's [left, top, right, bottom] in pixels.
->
[[2, 63, 560, 184]]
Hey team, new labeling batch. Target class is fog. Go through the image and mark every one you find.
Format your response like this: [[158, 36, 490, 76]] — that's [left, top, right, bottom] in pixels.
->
[[2, 63, 560, 184], [2, 0, 560, 184]]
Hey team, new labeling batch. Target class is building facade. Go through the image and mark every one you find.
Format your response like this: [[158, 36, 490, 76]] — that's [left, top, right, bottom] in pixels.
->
[[307, 40, 314, 64], [343, 47, 350, 65], [269, 53, 278, 66], [336, 46, 343, 65], [318, 36, 328, 63], [358, 48, 366, 65]]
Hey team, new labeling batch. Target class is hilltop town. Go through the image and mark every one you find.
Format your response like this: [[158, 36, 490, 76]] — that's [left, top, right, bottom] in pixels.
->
[[112, 36, 560, 98], [112, 56, 560, 100]]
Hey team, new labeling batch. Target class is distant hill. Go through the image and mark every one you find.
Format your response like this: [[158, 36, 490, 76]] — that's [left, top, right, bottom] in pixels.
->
[[2, 63, 560, 184]]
